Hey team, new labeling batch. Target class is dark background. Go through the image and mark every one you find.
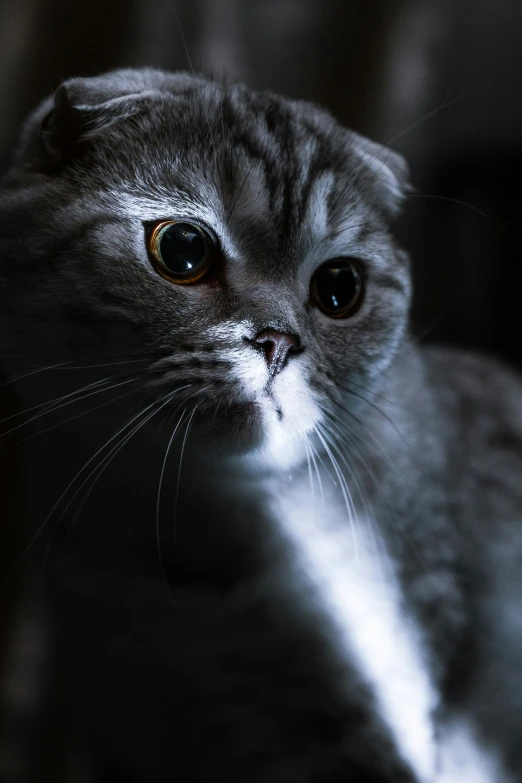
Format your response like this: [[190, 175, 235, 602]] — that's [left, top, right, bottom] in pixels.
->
[[0, 0, 521, 779]]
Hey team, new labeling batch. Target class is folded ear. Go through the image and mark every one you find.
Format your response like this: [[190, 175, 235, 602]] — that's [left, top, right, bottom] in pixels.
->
[[351, 132, 411, 218], [14, 69, 166, 167], [41, 83, 149, 156]]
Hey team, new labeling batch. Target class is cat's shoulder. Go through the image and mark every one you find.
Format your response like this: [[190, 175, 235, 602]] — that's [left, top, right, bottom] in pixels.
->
[[422, 343, 522, 392], [421, 343, 522, 434]]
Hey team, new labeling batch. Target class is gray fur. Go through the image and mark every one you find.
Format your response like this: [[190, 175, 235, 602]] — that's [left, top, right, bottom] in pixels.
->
[[0, 68, 521, 782]]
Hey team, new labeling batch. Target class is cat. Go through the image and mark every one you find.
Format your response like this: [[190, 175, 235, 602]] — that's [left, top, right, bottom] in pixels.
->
[[0, 67, 521, 782]]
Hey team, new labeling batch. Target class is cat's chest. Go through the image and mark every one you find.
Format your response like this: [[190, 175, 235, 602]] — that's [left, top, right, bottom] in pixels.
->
[[268, 483, 508, 783], [269, 481, 438, 782], [24, 430, 503, 781]]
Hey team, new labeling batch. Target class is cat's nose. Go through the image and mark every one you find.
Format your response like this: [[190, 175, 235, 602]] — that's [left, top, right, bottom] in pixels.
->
[[252, 329, 301, 377]]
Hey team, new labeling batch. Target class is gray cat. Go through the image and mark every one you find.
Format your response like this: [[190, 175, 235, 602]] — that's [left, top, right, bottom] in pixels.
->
[[0, 68, 521, 782]]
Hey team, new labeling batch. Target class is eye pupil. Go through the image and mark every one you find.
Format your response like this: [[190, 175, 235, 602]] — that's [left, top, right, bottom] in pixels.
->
[[311, 260, 363, 318], [147, 220, 213, 284], [158, 222, 207, 276]]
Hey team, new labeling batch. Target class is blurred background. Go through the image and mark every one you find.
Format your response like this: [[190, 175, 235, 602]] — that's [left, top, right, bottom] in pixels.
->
[[0, 0, 521, 779]]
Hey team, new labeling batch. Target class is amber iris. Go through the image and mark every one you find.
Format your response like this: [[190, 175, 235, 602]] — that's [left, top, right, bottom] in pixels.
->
[[147, 221, 212, 283], [310, 260, 363, 318]]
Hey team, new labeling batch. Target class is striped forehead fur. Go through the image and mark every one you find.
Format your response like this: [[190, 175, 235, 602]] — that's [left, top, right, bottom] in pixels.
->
[[48, 72, 404, 236]]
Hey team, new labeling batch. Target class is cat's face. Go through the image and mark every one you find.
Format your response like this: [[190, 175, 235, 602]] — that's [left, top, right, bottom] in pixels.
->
[[0, 69, 411, 464]]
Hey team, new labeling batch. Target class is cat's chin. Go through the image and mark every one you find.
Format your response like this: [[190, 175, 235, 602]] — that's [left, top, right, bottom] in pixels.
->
[[193, 399, 309, 470], [194, 400, 266, 455]]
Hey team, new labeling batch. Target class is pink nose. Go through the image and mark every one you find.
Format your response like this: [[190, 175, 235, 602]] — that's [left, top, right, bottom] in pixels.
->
[[253, 329, 301, 376]]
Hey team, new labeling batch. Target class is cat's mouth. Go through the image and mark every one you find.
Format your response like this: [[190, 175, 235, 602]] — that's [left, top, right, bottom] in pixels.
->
[[263, 388, 284, 421], [199, 397, 264, 451], [165, 354, 319, 460], [192, 389, 289, 455]]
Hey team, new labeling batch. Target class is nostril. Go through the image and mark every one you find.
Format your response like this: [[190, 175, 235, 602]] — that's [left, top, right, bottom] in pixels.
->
[[252, 329, 302, 376]]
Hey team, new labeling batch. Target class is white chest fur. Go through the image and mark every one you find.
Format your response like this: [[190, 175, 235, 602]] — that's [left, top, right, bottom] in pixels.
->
[[270, 479, 507, 782]]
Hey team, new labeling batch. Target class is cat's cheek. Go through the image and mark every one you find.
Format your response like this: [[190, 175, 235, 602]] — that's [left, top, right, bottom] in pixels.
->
[[225, 345, 268, 399]]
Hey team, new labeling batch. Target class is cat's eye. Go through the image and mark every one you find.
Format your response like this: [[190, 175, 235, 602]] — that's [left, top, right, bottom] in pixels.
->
[[310, 260, 363, 318], [147, 221, 213, 284]]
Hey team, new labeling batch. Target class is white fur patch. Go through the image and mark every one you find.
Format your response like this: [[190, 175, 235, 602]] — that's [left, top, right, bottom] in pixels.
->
[[206, 319, 255, 347], [272, 483, 512, 781], [306, 172, 335, 239], [208, 319, 267, 397], [259, 360, 321, 463], [207, 320, 321, 468], [273, 488, 438, 781], [437, 719, 511, 783]]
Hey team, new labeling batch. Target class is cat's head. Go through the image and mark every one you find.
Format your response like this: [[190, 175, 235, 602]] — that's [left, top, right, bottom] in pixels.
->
[[0, 68, 411, 465]]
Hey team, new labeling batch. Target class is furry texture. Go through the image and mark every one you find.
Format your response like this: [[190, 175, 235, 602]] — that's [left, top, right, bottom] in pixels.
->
[[0, 69, 521, 782]]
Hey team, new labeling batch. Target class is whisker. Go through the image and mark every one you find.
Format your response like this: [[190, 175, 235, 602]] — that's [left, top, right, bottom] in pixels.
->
[[323, 407, 427, 569], [0, 361, 70, 391], [175, 15, 217, 162], [385, 84, 488, 150], [304, 439, 315, 502], [407, 192, 498, 227], [0, 393, 176, 590], [0, 377, 111, 428], [350, 86, 487, 206], [0, 362, 180, 451], [332, 385, 408, 449], [320, 418, 386, 572], [41, 392, 182, 580], [308, 436, 325, 507], [54, 357, 153, 371], [174, 404, 200, 524], [324, 403, 400, 477], [314, 423, 358, 557], [0, 374, 146, 448], [0, 384, 150, 458], [320, 421, 370, 513], [336, 378, 409, 413], [318, 421, 369, 523], [156, 406, 188, 609], [65, 389, 190, 534]]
